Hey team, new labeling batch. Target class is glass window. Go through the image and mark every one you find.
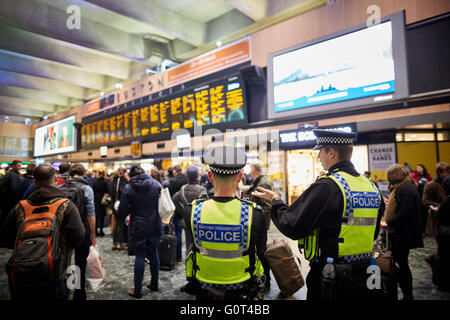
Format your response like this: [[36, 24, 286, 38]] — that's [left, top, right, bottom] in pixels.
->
[[404, 132, 435, 142], [437, 132, 449, 141], [396, 133, 403, 142]]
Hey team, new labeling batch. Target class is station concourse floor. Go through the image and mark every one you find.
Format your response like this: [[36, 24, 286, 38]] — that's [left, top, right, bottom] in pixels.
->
[[1, 222, 449, 301]]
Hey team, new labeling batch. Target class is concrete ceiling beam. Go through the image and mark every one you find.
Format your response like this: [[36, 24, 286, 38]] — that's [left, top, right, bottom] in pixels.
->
[[0, 85, 84, 107], [0, 70, 88, 100], [0, 105, 47, 118], [0, 25, 131, 80], [227, 0, 267, 21], [0, 50, 121, 91], [0, 96, 70, 114], [84, 0, 206, 47]]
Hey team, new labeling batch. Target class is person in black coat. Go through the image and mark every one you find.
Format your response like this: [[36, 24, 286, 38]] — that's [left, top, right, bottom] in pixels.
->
[[93, 170, 111, 236], [0, 160, 23, 227], [118, 166, 164, 298], [381, 164, 424, 300], [19, 163, 36, 199], [168, 165, 188, 196], [111, 168, 128, 250]]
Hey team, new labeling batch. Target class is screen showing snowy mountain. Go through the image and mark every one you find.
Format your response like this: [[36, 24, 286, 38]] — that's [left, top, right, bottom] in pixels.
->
[[273, 21, 395, 112]]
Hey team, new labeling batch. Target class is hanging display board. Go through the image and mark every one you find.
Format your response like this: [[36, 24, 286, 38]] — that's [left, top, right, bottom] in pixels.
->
[[81, 73, 247, 148]]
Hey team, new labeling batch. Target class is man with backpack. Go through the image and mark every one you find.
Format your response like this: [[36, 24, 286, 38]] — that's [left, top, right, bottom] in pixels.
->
[[172, 165, 207, 260], [58, 163, 96, 300], [0, 164, 85, 300]]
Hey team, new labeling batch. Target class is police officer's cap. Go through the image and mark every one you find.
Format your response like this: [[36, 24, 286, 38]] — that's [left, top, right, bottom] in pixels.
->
[[203, 145, 246, 176], [312, 129, 358, 151]]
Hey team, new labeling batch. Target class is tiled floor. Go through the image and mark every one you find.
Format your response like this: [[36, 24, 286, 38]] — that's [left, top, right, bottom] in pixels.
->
[[1, 223, 449, 300]]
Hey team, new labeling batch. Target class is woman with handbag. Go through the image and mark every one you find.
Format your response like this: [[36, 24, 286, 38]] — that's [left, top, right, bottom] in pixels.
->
[[381, 164, 424, 300], [94, 170, 111, 237], [111, 168, 128, 250], [118, 165, 164, 298]]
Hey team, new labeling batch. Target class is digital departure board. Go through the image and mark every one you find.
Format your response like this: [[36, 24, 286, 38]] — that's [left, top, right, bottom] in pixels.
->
[[81, 74, 247, 148]]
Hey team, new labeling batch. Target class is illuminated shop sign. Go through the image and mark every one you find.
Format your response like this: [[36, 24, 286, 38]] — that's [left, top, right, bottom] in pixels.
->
[[279, 124, 356, 148]]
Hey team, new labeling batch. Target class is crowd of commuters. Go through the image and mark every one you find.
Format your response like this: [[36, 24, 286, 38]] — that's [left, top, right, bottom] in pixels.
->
[[0, 153, 449, 300]]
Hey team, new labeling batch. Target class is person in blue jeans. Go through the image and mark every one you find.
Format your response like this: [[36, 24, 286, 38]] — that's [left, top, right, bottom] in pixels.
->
[[118, 165, 164, 298]]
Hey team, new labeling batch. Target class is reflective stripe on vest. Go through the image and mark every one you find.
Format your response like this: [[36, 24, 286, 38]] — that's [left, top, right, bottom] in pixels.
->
[[299, 171, 380, 262], [189, 198, 264, 287]]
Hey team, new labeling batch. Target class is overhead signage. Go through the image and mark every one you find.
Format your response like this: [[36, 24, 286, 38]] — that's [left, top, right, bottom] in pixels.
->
[[167, 37, 250, 87], [279, 124, 356, 148], [81, 74, 247, 149]]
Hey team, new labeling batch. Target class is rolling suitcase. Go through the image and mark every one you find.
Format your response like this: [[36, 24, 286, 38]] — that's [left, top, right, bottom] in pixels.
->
[[264, 239, 304, 296], [159, 234, 177, 271]]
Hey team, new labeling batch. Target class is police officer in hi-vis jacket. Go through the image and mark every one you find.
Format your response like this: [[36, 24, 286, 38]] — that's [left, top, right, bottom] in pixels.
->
[[183, 145, 267, 300], [253, 129, 385, 300]]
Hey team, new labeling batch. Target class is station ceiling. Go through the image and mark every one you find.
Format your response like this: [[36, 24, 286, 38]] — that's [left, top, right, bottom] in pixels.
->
[[0, 0, 324, 124]]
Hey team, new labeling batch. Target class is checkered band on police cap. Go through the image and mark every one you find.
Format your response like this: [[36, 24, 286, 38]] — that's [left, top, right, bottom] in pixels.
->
[[209, 166, 243, 176], [316, 136, 354, 145]]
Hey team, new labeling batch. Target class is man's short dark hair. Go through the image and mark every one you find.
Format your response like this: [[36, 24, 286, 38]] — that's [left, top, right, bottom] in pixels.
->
[[59, 162, 71, 174], [129, 165, 145, 177], [12, 160, 21, 167], [26, 164, 37, 176], [34, 164, 56, 186], [69, 163, 86, 177], [173, 164, 182, 174], [324, 145, 353, 162]]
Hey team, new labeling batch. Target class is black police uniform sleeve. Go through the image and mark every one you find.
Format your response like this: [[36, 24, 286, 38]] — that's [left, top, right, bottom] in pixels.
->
[[271, 178, 343, 240], [61, 201, 86, 249]]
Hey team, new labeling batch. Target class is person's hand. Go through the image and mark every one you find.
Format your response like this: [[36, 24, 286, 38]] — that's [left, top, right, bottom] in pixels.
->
[[91, 236, 97, 247], [430, 205, 439, 212], [380, 221, 388, 229], [251, 187, 277, 201]]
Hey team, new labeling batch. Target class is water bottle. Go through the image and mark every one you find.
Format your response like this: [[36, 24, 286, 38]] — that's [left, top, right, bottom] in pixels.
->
[[322, 257, 336, 300]]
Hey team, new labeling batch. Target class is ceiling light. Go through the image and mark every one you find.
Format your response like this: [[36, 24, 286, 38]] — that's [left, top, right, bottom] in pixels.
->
[[115, 83, 123, 89], [100, 91, 104, 96], [216, 40, 222, 48]]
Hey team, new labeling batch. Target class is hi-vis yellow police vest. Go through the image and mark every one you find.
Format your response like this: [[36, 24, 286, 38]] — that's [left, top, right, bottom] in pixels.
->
[[186, 198, 264, 290], [298, 171, 381, 263]]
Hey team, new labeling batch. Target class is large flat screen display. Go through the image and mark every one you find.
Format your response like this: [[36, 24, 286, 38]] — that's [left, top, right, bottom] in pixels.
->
[[34, 115, 77, 157], [267, 11, 409, 119]]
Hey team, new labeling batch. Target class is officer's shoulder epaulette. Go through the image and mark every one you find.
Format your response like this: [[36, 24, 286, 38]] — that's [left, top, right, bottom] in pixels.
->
[[239, 198, 257, 208], [191, 196, 209, 206]]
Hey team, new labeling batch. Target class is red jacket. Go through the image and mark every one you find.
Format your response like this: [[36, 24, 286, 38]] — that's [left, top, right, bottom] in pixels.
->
[[410, 171, 432, 185]]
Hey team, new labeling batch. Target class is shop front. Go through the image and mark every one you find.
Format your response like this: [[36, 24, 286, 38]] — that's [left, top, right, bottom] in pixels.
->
[[278, 124, 369, 205]]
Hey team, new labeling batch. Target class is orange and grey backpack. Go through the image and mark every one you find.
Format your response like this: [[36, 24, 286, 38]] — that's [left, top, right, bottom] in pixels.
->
[[6, 198, 68, 299]]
